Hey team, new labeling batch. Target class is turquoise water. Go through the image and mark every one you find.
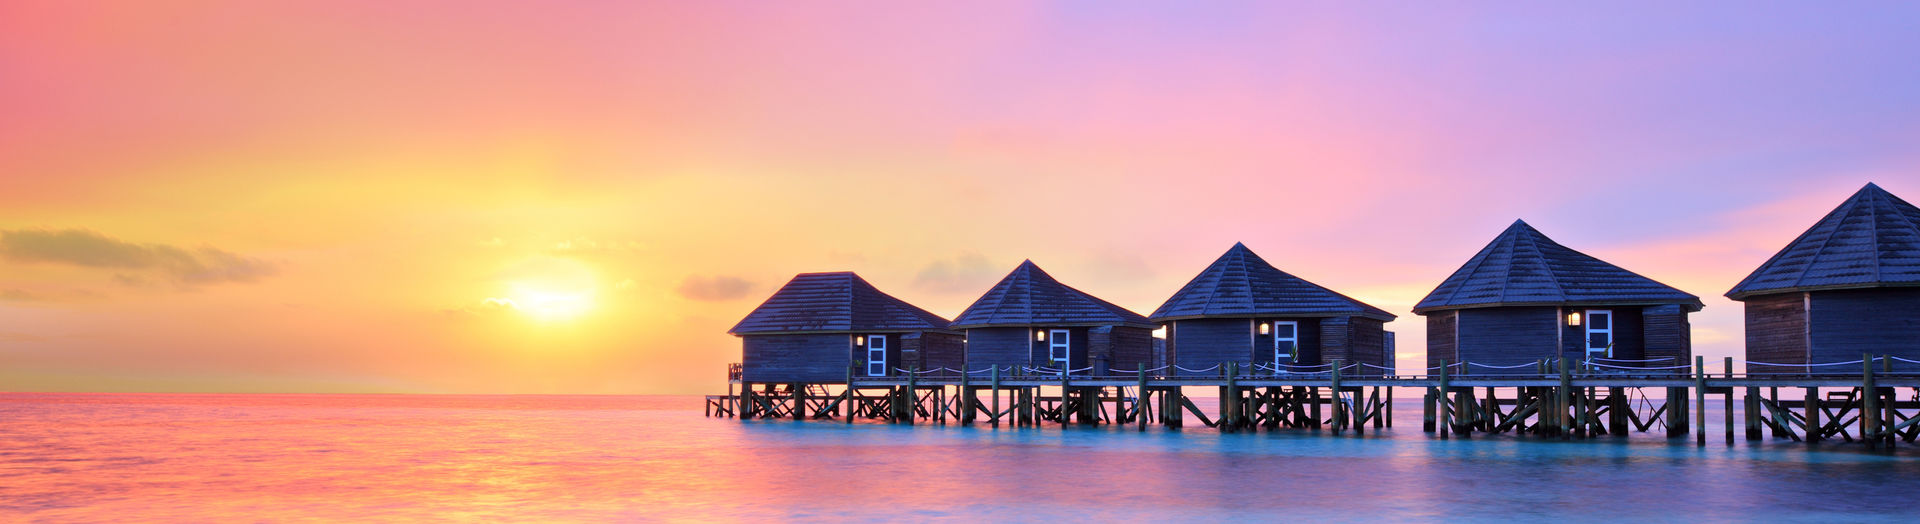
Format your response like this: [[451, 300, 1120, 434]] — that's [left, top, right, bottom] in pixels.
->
[[0, 393, 1914, 522]]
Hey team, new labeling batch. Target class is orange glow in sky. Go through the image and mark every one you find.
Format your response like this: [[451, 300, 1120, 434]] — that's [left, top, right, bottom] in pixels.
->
[[3, 2, 1919, 394]]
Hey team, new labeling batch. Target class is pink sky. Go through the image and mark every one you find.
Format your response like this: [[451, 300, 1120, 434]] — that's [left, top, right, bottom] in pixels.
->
[[3, 2, 1919, 393]]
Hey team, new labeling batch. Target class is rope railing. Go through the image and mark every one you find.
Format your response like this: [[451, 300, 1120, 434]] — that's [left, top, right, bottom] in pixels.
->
[[833, 355, 1920, 382]]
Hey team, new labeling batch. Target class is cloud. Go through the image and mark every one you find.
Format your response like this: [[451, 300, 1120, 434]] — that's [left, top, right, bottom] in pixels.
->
[[913, 252, 999, 293], [0, 331, 43, 342], [0, 229, 276, 286], [676, 275, 754, 301], [1, 289, 43, 302]]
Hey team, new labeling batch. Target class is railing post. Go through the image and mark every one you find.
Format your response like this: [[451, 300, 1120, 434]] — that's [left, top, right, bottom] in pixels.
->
[[1330, 359, 1344, 435]]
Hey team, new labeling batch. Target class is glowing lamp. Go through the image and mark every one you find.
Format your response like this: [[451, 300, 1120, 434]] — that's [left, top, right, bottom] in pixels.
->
[[855, 336, 865, 345], [1259, 323, 1271, 335], [1036, 330, 1046, 341], [1567, 312, 1582, 326]]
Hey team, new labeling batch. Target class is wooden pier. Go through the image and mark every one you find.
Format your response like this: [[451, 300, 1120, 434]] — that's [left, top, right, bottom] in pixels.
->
[[708, 355, 1920, 448]]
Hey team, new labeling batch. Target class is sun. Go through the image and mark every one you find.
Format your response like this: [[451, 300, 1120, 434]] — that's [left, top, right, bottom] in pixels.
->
[[491, 256, 601, 323]]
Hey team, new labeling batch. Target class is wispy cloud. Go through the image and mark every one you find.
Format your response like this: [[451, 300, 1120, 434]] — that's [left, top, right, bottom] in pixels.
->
[[676, 275, 754, 301], [913, 252, 999, 293], [0, 228, 276, 286]]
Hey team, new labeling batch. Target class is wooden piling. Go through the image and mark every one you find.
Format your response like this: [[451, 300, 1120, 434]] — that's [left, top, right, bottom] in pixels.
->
[[1558, 358, 1572, 439], [990, 367, 1001, 427], [1330, 360, 1343, 435], [1438, 360, 1451, 439], [1863, 354, 1879, 448], [1805, 386, 1820, 443], [1695, 356, 1706, 447]]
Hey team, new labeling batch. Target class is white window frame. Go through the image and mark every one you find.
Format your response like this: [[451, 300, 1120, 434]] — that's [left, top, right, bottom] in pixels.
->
[[1272, 321, 1299, 368], [1049, 329, 1071, 371], [867, 335, 887, 377], [1584, 309, 1612, 358]]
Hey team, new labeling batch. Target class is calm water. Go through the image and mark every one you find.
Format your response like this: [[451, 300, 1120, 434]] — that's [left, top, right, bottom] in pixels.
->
[[1, 393, 1916, 522]]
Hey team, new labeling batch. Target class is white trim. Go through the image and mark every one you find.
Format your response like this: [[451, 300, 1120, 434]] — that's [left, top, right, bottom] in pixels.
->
[[1584, 309, 1612, 358], [866, 335, 888, 377], [1272, 321, 1299, 368], [1049, 329, 1071, 369]]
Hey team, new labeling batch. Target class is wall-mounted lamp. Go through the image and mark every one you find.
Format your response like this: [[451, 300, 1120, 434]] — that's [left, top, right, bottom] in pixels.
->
[[855, 335, 865, 345], [1036, 330, 1047, 341], [1566, 312, 1582, 326], [1259, 323, 1271, 335]]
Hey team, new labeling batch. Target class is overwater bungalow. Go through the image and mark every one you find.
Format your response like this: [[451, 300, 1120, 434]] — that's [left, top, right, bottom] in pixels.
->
[[1727, 183, 1920, 373], [1150, 242, 1397, 376], [1414, 220, 1702, 374], [730, 272, 961, 382], [950, 260, 1155, 375]]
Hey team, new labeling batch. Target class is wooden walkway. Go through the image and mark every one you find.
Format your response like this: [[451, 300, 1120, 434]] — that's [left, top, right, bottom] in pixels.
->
[[708, 356, 1920, 449]]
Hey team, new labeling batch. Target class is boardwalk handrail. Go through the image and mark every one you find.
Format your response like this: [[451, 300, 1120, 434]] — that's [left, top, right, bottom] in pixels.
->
[[785, 355, 1920, 385]]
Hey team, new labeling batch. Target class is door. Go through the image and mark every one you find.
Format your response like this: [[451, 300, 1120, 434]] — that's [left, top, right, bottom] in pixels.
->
[[1049, 329, 1071, 372], [1584, 310, 1612, 359], [1272, 321, 1299, 369], [867, 335, 887, 377]]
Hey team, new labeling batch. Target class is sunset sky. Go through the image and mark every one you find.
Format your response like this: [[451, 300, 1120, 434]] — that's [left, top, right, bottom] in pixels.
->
[[3, 2, 1919, 394]]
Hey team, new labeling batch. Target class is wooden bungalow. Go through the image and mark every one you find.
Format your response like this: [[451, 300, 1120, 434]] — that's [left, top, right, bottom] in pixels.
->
[[951, 260, 1155, 375], [730, 272, 962, 382], [1414, 220, 1702, 374], [1151, 242, 1397, 376], [1727, 183, 1920, 373]]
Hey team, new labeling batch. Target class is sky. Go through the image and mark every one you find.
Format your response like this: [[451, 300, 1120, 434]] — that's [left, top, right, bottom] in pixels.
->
[[3, 2, 1919, 394]]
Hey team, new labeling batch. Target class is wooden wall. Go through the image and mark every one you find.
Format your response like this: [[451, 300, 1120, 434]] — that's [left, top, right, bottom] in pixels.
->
[[1092, 326, 1154, 372], [1643, 304, 1692, 372], [1425, 310, 1457, 370], [1169, 318, 1252, 376], [1743, 293, 1806, 374], [1456, 307, 1558, 374], [915, 332, 966, 372], [742, 334, 849, 383], [1557, 306, 1645, 361], [1344, 317, 1389, 375], [964, 327, 1031, 369], [1809, 288, 1920, 364], [964, 326, 1097, 371]]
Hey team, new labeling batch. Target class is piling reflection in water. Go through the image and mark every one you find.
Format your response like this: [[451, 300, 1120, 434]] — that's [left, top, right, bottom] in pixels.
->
[[1, 393, 1915, 522]]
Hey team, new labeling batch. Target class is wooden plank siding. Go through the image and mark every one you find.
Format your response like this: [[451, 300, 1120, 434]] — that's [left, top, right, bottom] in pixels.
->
[[963, 327, 1033, 370], [1425, 311, 1457, 370], [910, 332, 967, 373], [1093, 326, 1154, 372], [1169, 318, 1253, 376], [742, 334, 850, 383], [1557, 306, 1645, 362], [1455, 307, 1559, 375], [1743, 293, 1807, 374], [1808, 288, 1920, 364], [1642, 304, 1692, 372], [1347, 317, 1389, 375]]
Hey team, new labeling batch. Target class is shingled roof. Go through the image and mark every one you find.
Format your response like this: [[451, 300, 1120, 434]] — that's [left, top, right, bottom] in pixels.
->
[[1413, 220, 1702, 314], [951, 260, 1154, 329], [729, 272, 953, 335], [1150, 243, 1395, 322], [1727, 183, 1920, 300]]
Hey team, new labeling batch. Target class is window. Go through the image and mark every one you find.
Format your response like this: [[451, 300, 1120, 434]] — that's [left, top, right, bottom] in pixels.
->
[[1049, 329, 1070, 371], [1272, 321, 1299, 368], [1584, 310, 1611, 358], [866, 335, 887, 377]]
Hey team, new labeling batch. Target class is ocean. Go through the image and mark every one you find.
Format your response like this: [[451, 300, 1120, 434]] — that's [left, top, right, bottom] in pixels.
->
[[1, 393, 1915, 522]]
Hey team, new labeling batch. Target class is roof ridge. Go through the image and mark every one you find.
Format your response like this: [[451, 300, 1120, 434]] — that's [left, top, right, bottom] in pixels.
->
[[1788, 192, 1861, 289], [1522, 225, 1566, 301], [1871, 189, 1883, 283]]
